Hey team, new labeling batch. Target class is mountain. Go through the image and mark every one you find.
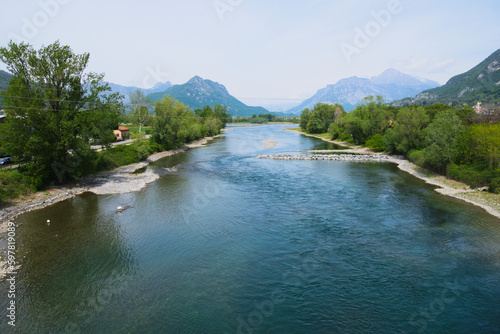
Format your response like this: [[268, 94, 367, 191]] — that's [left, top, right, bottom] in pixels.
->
[[0, 70, 171, 107], [0, 70, 14, 109], [287, 69, 440, 113], [393, 49, 500, 107], [147, 76, 269, 116], [107, 81, 172, 103]]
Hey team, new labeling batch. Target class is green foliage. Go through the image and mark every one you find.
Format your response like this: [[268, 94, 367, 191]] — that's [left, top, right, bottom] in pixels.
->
[[300, 103, 345, 134], [0, 169, 32, 203], [383, 106, 429, 154], [334, 102, 393, 144], [457, 123, 500, 169], [447, 163, 497, 189], [195, 105, 231, 128], [365, 134, 385, 152], [490, 177, 500, 193], [299, 108, 311, 131], [0, 41, 124, 188], [0, 70, 13, 108], [152, 96, 225, 150], [100, 144, 144, 168], [407, 149, 426, 167], [423, 110, 465, 173]]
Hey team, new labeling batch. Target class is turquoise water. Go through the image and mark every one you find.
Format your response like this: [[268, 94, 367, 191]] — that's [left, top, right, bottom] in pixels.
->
[[1, 124, 500, 333]]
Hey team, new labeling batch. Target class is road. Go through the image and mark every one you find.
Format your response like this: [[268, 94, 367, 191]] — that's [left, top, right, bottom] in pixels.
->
[[90, 135, 151, 151], [1, 136, 152, 169]]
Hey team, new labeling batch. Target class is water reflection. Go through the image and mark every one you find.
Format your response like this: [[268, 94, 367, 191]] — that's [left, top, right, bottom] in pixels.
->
[[0, 193, 137, 332], [2, 124, 500, 333]]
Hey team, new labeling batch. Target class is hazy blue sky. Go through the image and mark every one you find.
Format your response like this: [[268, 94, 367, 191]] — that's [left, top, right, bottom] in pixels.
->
[[1, 0, 499, 108]]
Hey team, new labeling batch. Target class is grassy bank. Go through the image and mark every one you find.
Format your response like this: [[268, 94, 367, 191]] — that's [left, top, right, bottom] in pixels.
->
[[1, 138, 178, 205]]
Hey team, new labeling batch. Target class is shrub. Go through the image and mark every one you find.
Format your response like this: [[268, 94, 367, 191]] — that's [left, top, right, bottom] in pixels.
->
[[0, 169, 32, 203], [490, 177, 500, 193], [408, 149, 426, 167], [447, 164, 496, 189], [339, 133, 353, 142], [365, 134, 385, 152]]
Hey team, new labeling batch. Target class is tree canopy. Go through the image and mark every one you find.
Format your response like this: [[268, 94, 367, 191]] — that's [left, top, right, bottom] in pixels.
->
[[0, 41, 124, 188]]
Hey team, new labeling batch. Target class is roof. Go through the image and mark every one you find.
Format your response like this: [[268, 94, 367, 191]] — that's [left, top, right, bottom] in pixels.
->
[[118, 126, 129, 131]]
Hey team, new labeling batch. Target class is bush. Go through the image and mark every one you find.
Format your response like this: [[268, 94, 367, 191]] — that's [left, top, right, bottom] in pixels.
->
[[339, 133, 353, 142], [447, 164, 496, 189], [100, 145, 142, 168], [365, 134, 385, 152], [490, 177, 500, 193], [0, 169, 32, 203], [408, 149, 426, 167]]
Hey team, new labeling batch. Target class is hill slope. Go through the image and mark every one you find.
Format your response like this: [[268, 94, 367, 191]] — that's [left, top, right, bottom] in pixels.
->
[[394, 49, 500, 107], [148, 76, 268, 116], [288, 69, 439, 113]]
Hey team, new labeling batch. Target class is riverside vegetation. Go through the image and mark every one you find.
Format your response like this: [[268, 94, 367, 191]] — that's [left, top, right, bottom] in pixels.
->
[[300, 97, 500, 193], [0, 41, 228, 204]]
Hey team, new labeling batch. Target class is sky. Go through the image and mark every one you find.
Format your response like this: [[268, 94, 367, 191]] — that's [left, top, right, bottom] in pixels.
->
[[1, 0, 500, 110]]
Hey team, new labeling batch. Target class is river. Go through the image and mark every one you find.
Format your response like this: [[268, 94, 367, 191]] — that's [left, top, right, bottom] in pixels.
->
[[1, 124, 500, 333]]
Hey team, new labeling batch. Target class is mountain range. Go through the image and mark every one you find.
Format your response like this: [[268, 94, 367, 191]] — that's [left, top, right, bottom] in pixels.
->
[[147, 76, 269, 116], [287, 69, 440, 113], [107, 81, 172, 103], [393, 49, 500, 107], [2, 49, 500, 114]]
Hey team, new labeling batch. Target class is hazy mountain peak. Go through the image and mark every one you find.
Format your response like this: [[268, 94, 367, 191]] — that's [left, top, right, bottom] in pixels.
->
[[288, 69, 439, 113]]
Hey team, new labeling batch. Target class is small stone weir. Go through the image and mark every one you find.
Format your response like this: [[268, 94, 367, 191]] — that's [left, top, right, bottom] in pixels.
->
[[256, 153, 391, 162]]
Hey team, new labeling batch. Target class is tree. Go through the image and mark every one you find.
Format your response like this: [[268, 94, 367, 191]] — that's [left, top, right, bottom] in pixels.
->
[[151, 95, 195, 149], [299, 108, 311, 132], [0, 41, 123, 188], [423, 110, 465, 172], [129, 89, 151, 136], [383, 106, 429, 154], [463, 124, 500, 169]]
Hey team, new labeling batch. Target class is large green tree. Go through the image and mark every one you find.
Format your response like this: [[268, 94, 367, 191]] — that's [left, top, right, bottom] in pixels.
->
[[423, 110, 465, 172], [383, 106, 429, 154], [0, 41, 123, 188]]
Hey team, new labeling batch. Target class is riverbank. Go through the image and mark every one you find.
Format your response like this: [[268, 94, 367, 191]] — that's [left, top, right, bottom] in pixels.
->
[[0, 134, 224, 225], [0, 134, 224, 279], [288, 128, 500, 220]]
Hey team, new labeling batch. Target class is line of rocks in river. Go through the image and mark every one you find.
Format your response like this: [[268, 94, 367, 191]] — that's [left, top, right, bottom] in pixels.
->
[[256, 154, 392, 162]]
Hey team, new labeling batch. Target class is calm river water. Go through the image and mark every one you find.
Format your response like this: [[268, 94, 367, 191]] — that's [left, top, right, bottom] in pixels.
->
[[1, 124, 500, 333]]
